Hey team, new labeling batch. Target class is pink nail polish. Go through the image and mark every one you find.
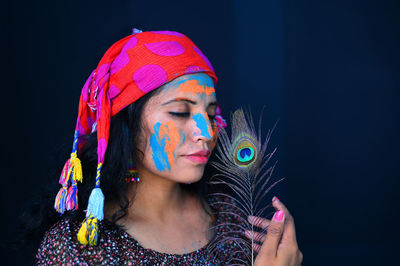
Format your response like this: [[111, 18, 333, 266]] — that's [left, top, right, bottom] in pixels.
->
[[272, 196, 279, 202], [273, 210, 285, 222]]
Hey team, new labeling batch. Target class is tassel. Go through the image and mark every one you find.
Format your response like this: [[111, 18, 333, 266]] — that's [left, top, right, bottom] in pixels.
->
[[77, 218, 89, 245], [87, 216, 99, 246], [59, 158, 71, 185], [54, 152, 83, 213], [77, 215, 99, 246], [87, 188, 105, 220], [65, 185, 78, 210], [68, 152, 83, 183], [54, 187, 67, 213], [76, 188, 104, 246]]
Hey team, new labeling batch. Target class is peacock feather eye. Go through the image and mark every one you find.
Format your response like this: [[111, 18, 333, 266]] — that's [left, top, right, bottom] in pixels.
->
[[237, 147, 255, 162], [232, 134, 257, 167]]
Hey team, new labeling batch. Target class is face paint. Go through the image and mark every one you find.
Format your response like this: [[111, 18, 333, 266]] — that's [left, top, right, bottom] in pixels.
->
[[149, 121, 180, 172], [179, 130, 186, 145], [192, 113, 212, 139], [175, 75, 215, 99]]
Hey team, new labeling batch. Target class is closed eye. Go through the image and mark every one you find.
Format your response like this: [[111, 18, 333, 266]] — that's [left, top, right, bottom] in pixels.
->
[[169, 112, 190, 118]]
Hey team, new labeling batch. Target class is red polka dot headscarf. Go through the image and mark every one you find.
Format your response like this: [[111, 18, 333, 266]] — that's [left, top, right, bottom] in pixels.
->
[[53, 28, 226, 246]]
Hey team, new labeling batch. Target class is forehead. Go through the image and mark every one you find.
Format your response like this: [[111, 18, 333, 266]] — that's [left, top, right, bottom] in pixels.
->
[[156, 73, 216, 101]]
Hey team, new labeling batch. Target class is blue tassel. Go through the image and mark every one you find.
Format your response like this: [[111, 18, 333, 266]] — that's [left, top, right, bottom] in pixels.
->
[[86, 188, 104, 220]]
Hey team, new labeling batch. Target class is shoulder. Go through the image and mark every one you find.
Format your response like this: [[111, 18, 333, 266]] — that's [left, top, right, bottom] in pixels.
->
[[36, 218, 84, 264], [36, 218, 128, 265]]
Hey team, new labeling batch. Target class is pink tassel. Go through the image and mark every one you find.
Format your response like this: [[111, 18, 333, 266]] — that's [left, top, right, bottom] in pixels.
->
[[66, 185, 78, 211], [54, 187, 67, 214], [59, 158, 71, 185]]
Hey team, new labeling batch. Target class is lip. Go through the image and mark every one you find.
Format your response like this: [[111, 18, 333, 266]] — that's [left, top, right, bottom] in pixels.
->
[[188, 150, 211, 156], [184, 150, 210, 164]]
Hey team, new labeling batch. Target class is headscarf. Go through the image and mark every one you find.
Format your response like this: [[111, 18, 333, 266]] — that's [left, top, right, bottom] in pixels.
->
[[53, 28, 226, 246]]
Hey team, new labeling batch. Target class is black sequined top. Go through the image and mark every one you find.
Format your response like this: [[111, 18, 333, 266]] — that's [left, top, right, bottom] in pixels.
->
[[36, 195, 250, 265]]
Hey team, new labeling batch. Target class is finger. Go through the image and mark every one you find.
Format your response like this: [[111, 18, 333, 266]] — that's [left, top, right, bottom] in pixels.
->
[[252, 243, 261, 254], [298, 250, 303, 263], [272, 196, 292, 219], [248, 215, 270, 230], [259, 210, 285, 257], [244, 230, 266, 243], [272, 196, 297, 243]]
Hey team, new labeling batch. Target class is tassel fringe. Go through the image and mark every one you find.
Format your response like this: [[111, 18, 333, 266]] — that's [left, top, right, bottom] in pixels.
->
[[68, 153, 83, 183], [54, 152, 83, 213], [54, 187, 67, 213], [77, 215, 99, 246], [65, 185, 78, 210], [87, 188, 105, 220], [76, 187, 104, 246]]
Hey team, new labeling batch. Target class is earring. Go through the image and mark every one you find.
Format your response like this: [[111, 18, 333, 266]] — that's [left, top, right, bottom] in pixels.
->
[[126, 158, 140, 183], [126, 169, 140, 183]]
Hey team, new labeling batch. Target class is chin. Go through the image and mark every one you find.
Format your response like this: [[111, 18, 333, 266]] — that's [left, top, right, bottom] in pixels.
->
[[176, 169, 205, 184]]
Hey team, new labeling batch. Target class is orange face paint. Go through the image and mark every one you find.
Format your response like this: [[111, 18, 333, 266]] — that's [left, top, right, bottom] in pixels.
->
[[157, 121, 180, 168], [176, 79, 215, 97]]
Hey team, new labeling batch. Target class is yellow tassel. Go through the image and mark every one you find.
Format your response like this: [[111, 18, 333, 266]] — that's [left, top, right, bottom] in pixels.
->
[[77, 215, 99, 246], [87, 216, 99, 246], [68, 152, 83, 183], [77, 218, 89, 245]]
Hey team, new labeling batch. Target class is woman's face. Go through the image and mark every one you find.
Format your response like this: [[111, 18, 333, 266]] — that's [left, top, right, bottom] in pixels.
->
[[137, 73, 218, 184]]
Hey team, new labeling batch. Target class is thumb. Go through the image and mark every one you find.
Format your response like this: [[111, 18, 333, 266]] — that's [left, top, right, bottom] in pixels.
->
[[259, 210, 285, 258]]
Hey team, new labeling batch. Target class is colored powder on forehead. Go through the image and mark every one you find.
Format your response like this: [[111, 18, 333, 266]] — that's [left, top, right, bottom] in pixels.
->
[[150, 123, 170, 171], [174, 74, 214, 88], [192, 113, 212, 139], [176, 79, 215, 98]]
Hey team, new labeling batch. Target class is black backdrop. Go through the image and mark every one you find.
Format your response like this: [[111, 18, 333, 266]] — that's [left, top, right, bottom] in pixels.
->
[[2, 0, 399, 265]]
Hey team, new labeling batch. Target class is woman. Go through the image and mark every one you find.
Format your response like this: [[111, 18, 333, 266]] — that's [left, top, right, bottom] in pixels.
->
[[36, 29, 302, 265]]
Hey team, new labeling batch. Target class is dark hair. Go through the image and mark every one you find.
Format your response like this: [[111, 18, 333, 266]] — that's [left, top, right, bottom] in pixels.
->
[[15, 87, 215, 249]]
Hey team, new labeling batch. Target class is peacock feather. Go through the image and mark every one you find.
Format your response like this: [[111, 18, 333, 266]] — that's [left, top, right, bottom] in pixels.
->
[[207, 108, 283, 265]]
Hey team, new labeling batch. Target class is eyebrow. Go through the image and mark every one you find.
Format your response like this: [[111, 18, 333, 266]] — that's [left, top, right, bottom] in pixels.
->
[[162, 97, 218, 107]]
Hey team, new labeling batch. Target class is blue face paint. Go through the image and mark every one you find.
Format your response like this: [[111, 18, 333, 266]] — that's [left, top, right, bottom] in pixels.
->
[[149, 122, 171, 171], [179, 130, 186, 145], [173, 73, 214, 88], [192, 113, 212, 138]]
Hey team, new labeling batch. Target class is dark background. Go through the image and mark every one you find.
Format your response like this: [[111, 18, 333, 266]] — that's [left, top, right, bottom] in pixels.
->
[[2, 0, 399, 265]]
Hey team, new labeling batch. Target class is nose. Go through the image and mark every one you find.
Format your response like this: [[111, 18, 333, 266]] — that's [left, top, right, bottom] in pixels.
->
[[191, 113, 214, 142]]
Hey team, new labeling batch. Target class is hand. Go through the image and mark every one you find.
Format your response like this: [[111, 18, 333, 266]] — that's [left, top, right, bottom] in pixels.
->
[[244, 197, 303, 266]]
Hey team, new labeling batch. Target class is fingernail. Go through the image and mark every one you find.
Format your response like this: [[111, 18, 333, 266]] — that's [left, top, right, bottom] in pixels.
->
[[273, 210, 285, 222], [272, 196, 279, 202]]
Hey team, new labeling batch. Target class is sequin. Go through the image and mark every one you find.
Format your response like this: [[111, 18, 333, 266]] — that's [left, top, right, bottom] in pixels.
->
[[36, 195, 250, 265]]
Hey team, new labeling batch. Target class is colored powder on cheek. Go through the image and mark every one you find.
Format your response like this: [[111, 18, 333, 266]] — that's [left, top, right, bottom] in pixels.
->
[[192, 113, 212, 138], [149, 122, 170, 171], [179, 130, 186, 145], [158, 121, 180, 168]]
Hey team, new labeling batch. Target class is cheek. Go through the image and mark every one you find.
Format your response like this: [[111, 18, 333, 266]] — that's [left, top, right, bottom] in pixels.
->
[[149, 121, 180, 172], [179, 130, 186, 145], [209, 126, 218, 151]]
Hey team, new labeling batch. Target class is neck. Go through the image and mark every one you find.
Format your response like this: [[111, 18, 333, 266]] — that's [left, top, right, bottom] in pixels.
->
[[125, 168, 188, 223]]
